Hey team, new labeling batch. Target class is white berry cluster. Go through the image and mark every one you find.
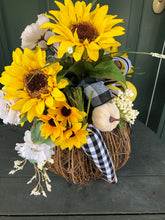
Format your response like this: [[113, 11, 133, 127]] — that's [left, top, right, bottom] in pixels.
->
[[111, 89, 139, 124]]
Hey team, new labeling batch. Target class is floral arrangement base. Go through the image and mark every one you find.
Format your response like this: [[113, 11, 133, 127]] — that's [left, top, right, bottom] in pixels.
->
[[3, 0, 162, 196], [46, 123, 131, 184]]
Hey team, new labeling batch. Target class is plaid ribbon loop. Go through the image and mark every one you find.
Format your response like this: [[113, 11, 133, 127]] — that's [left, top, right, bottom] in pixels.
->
[[82, 124, 117, 183], [81, 80, 114, 107]]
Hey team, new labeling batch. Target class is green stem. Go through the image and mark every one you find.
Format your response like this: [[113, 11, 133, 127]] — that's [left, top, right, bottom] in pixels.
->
[[126, 51, 152, 56], [86, 90, 93, 121], [110, 50, 152, 56]]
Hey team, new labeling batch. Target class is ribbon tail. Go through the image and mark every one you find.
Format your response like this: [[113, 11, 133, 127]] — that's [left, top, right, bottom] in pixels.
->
[[82, 124, 117, 183]]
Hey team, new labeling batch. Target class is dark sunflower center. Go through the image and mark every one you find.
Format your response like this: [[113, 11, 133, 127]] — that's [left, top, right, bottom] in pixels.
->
[[61, 106, 71, 117], [70, 22, 99, 43], [25, 70, 49, 98], [70, 131, 75, 138], [48, 118, 56, 127]]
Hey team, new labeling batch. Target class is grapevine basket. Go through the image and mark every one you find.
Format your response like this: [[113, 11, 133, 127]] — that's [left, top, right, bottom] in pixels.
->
[[47, 122, 131, 184]]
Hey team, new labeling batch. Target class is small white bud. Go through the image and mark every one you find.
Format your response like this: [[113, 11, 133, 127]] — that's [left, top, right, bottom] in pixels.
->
[[9, 170, 16, 175], [46, 181, 52, 192], [67, 47, 73, 54], [42, 190, 47, 198]]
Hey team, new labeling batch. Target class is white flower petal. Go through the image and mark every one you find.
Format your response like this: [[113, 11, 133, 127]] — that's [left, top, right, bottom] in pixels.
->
[[37, 14, 49, 26], [44, 31, 55, 41], [15, 130, 55, 163], [38, 40, 48, 50], [21, 14, 49, 50], [0, 91, 20, 125]]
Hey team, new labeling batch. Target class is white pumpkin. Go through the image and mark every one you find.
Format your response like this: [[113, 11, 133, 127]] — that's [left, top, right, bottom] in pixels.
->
[[92, 103, 120, 132]]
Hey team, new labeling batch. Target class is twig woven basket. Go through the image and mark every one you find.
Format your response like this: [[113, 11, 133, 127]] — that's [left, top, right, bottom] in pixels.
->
[[47, 122, 131, 184]]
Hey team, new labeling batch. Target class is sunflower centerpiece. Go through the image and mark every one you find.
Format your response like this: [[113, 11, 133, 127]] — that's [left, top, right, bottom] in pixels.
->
[[0, 0, 140, 197]]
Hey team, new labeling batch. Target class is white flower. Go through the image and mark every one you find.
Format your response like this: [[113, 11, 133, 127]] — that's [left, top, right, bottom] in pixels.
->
[[15, 130, 55, 163], [0, 90, 20, 125], [21, 14, 58, 51]]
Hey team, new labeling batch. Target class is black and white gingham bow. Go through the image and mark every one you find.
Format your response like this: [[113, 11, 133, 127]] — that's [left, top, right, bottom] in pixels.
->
[[82, 124, 117, 183], [82, 81, 114, 107]]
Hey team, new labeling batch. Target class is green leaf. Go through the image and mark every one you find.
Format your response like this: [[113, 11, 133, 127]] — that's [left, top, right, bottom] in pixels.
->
[[28, 159, 37, 164], [133, 67, 143, 70], [68, 60, 93, 80], [131, 72, 145, 75], [31, 121, 54, 146], [119, 120, 124, 133], [46, 56, 59, 64], [92, 50, 112, 65], [57, 60, 93, 83], [94, 59, 119, 71], [56, 69, 68, 83], [89, 60, 126, 85]]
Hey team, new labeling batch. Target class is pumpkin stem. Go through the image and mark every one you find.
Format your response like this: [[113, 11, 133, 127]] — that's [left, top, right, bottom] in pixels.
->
[[109, 117, 120, 123]]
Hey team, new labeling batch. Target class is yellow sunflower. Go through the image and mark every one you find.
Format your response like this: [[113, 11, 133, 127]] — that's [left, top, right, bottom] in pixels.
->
[[41, 0, 125, 62], [55, 123, 89, 150], [0, 46, 68, 122], [39, 114, 65, 141], [48, 101, 86, 126]]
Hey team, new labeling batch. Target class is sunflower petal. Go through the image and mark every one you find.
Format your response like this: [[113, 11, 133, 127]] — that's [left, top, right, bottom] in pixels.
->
[[86, 46, 99, 61], [51, 88, 66, 101], [21, 98, 38, 114], [57, 79, 69, 89], [27, 106, 37, 123], [40, 22, 57, 31], [36, 99, 45, 115], [12, 99, 30, 111], [73, 46, 85, 61], [12, 48, 23, 65], [43, 13, 56, 22], [45, 95, 54, 107], [57, 41, 74, 58]]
